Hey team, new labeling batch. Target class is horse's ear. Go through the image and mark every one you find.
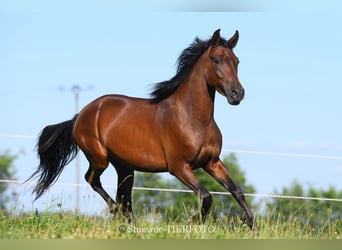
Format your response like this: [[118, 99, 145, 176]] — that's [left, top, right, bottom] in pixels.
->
[[227, 30, 239, 48], [210, 29, 221, 47]]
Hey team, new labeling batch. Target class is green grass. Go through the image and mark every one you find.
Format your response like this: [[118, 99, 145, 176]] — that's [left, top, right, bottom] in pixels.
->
[[0, 205, 340, 239]]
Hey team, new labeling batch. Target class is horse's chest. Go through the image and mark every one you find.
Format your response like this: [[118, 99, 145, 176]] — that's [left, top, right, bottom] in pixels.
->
[[190, 125, 222, 168]]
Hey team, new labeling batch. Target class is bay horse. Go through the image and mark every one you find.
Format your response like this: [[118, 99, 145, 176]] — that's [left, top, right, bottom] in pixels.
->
[[28, 29, 254, 229]]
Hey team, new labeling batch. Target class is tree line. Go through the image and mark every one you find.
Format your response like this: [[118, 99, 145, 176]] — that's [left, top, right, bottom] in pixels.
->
[[132, 153, 342, 227]]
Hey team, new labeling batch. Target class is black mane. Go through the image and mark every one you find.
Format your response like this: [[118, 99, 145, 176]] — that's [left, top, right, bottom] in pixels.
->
[[149, 35, 228, 103]]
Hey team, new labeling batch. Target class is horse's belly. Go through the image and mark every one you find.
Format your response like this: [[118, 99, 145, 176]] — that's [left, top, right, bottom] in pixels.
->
[[107, 142, 168, 172], [102, 118, 167, 171]]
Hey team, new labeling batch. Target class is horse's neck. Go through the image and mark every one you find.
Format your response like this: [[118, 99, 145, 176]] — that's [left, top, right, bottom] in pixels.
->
[[171, 62, 216, 125]]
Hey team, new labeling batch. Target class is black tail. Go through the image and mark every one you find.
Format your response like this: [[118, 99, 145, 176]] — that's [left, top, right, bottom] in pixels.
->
[[27, 115, 79, 200]]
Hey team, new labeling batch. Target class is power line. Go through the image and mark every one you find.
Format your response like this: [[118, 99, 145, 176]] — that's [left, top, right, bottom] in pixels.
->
[[222, 149, 342, 160], [0, 134, 36, 139]]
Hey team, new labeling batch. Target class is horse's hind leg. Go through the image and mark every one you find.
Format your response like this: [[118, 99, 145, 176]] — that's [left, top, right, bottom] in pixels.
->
[[85, 165, 118, 214], [114, 164, 135, 223], [204, 160, 254, 229], [77, 131, 119, 214]]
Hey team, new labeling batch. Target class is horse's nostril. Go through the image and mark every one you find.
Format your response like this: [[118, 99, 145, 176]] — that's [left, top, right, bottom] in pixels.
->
[[231, 89, 238, 97]]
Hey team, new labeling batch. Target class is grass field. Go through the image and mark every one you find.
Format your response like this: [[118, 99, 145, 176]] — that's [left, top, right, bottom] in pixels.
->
[[0, 205, 340, 239]]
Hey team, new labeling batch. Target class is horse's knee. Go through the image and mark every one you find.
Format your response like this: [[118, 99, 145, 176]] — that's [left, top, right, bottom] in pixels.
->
[[233, 187, 246, 201]]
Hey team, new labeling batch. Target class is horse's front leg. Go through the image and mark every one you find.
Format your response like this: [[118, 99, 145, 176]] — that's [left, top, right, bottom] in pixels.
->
[[169, 163, 212, 222], [204, 160, 254, 229]]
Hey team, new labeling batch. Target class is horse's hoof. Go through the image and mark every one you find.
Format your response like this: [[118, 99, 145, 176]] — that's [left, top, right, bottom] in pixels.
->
[[127, 213, 136, 224], [188, 214, 201, 223], [245, 215, 254, 230]]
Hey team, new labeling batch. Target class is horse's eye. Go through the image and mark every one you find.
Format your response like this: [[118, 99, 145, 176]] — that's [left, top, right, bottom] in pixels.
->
[[213, 57, 221, 65]]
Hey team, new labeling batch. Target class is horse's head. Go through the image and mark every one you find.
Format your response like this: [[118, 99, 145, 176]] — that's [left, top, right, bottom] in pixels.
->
[[204, 29, 244, 105]]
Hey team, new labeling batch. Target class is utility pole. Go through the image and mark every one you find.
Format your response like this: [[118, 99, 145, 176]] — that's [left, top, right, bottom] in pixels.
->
[[72, 85, 81, 212], [59, 84, 93, 212]]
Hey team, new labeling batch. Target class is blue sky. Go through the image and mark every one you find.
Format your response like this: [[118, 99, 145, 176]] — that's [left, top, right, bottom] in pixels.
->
[[1, 1, 342, 213]]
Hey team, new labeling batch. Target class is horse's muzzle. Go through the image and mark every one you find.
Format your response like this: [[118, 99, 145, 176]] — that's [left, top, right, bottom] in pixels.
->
[[227, 87, 245, 105]]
